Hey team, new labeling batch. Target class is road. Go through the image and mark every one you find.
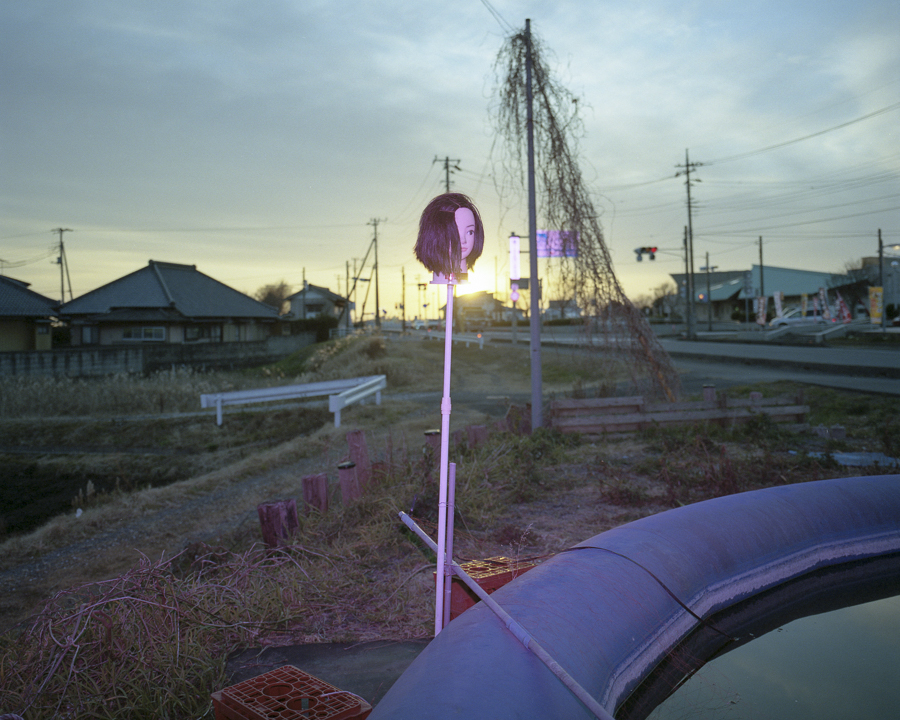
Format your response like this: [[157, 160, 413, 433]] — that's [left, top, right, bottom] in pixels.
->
[[453, 325, 900, 398], [656, 337, 900, 396]]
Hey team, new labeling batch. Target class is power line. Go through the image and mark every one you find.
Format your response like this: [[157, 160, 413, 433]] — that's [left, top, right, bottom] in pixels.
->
[[704, 101, 900, 166], [479, 0, 515, 33]]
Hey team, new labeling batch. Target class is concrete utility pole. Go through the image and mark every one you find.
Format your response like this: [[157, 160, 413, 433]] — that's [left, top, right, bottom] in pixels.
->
[[52, 228, 73, 303], [368, 218, 386, 328], [675, 151, 701, 339], [345, 261, 351, 332], [682, 226, 692, 335], [433, 156, 461, 193], [879, 229, 885, 331], [525, 18, 543, 430], [702, 252, 718, 331], [759, 236, 764, 297], [402, 266, 407, 331]]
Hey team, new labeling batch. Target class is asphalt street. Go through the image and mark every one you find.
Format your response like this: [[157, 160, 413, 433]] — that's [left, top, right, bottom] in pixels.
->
[[658, 338, 900, 396]]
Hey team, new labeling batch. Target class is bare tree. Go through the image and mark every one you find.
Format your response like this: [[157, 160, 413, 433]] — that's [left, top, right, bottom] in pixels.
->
[[492, 26, 680, 400], [255, 280, 292, 314]]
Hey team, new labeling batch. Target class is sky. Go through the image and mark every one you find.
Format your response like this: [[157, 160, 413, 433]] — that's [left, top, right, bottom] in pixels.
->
[[2, 0, 899, 320]]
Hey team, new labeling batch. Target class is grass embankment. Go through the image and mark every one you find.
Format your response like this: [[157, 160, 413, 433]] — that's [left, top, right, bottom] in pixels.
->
[[1, 332, 897, 718]]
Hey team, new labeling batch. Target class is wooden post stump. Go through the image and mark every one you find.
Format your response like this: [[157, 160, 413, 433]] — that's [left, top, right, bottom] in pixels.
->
[[346, 429, 372, 490], [424, 429, 441, 458], [257, 499, 299, 549], [467, 424, 489, 449], [505, 404, 532, 435], [301, 473, 328, 515], [337, 460, 360, 504], [702, 385, 716, 403]]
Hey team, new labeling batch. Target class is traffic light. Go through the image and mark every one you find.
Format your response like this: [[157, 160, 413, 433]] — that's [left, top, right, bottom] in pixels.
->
[[634, 246, 657, 261]]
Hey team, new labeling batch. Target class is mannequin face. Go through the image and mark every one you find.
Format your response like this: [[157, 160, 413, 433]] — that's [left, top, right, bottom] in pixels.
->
[[456, 207, 476, 266]]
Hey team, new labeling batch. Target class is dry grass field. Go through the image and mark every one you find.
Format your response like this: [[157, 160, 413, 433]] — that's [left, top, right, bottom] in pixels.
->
[[0, 332, 897, 718]]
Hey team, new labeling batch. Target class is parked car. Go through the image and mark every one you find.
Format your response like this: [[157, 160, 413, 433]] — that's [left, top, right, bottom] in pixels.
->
[[769, 308, 832, 328]]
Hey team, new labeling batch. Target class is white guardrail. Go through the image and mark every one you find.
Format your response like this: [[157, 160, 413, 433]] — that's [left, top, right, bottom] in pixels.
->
[[422, 330, 485, 348], [200, 375, 386, 427]]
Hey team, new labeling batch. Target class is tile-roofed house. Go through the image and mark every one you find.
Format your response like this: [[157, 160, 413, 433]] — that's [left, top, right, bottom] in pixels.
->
[[0, 276, 58, 351], [60, 260, 281, 346], [287, 283, 351, 320]]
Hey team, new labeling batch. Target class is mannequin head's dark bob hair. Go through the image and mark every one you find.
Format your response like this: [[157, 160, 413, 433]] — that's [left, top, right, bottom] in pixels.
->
[[414, 193, 485, 276]]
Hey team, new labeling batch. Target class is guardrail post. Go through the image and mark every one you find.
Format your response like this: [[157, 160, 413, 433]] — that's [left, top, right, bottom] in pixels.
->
[[216, 398, 223, 426]]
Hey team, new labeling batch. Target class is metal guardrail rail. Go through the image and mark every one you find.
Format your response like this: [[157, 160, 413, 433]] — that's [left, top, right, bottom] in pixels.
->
[[201, 374, 386, 427]]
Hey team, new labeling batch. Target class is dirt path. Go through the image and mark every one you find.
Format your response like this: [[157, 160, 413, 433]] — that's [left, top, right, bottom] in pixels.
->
[[0, 380, 530, 633]]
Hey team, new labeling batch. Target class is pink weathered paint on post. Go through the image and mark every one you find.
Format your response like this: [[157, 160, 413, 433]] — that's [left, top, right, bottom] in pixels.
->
[[301, 473, 328, 515], [337, 460, 360, 504], [257, 499, 299, 548], [346, 429, 372, 490]]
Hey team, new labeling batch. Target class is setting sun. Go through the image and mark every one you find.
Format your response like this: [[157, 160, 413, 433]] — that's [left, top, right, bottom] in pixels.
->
[[457, 267, 502, 300]]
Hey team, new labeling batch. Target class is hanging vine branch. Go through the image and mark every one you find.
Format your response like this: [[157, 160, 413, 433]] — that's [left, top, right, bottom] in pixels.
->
[[492, 25, 680, 401]]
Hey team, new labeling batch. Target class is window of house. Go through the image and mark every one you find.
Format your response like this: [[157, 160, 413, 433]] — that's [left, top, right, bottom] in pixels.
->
[[184, 325, 222, 342], [123, 326, 166, 341]]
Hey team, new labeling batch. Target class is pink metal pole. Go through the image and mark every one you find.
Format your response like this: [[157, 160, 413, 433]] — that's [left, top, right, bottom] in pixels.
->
[[434, 283, 455, 635], [442, 462, 457, 628]]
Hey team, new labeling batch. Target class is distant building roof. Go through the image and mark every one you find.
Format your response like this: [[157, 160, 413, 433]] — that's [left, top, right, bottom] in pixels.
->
[[671, 265, 853, 301], [0, 276, 58, 318], [59, 260, 280, 320], [287, 284, 347, 304]]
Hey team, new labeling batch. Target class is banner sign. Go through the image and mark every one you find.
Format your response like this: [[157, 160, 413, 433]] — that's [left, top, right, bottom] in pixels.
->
[[818, 288, 833, 320], [536, 230, 579, 258], [773, 291, 784, 318], [869, 286, 883, 324], [756, 296, 768, 325], [836, 291, 852, 323], [509, 234, 521, 280]]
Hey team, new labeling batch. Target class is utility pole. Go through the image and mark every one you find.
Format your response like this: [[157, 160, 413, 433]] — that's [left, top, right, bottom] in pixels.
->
[[368, 218, 386, 328], [702, 252, 718, 331], [759, 236, 764, 297], [675, 150, 701, 339], [52, 228, 73, 303], [879, 229, 885, 331], [433, 156, 461, 193], [682, 226, 692, 335], [401, 266, 407, 331], [345, 261, 351, 333], [525, 18, 542, 430]]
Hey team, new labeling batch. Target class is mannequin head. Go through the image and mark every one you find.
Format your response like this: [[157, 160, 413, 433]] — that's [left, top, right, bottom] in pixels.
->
[[415, 193, 484, 276]]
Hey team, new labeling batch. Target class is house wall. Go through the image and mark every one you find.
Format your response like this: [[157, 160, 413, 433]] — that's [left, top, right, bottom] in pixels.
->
[[72, 322, 274, 346], [0, 320, 36, 352], [0, 333, 314, 377], [289, 292, 341, 319]]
